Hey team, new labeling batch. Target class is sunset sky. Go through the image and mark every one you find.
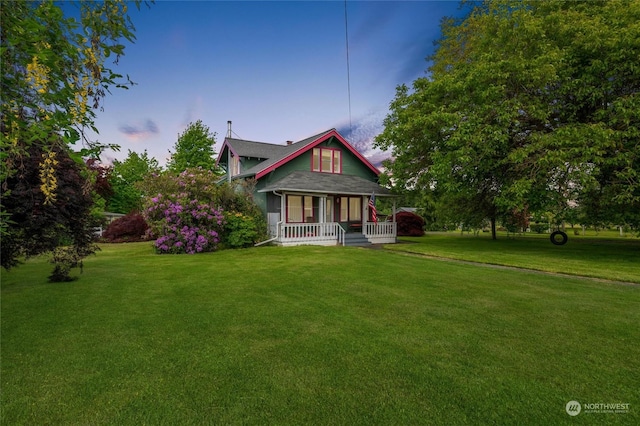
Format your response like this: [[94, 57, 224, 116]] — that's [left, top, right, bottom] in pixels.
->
[[88, 1, 468, 166]]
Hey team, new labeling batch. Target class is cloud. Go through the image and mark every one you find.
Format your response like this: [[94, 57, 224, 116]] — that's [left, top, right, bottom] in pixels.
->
[[118, 119, 159, 141], [336, 109, 391, 168], [337, 109, 385, 152]]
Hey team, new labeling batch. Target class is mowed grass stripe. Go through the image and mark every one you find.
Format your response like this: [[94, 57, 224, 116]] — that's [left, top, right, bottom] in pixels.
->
[[387, 232, 640, 284], [1, 243, 638, 425]]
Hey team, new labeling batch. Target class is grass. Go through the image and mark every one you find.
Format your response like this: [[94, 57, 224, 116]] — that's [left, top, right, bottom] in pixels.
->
[[387, 231, 640, 283], [1, 242, 639, 425]]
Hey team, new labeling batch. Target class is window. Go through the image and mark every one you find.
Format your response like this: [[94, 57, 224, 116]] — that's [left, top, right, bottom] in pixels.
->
[[312, 147, 341, 173], [326, 197, 334, 223], [288, 196, 303, 222], [287, 195, 314, 223], [339, 197, 361, 222]]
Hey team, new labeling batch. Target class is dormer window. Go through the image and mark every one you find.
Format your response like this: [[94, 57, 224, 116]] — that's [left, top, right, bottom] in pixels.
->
[[312, 148, 341, 173]]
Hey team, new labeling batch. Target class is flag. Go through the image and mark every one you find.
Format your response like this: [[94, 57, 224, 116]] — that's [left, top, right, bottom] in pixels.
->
[[368, 193, 377, 223]]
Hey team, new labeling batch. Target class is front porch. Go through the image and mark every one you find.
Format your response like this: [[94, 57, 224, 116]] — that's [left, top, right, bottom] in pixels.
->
[[257, 171, 396, 247]]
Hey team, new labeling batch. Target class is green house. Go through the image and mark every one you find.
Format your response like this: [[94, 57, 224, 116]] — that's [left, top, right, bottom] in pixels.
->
[[216, 127, 397, 246]]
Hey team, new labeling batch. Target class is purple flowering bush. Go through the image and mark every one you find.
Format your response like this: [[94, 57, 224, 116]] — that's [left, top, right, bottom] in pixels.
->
[[141, 168, 268, 253], [142, 169, 226, 254], [145, 193, 224, 254]]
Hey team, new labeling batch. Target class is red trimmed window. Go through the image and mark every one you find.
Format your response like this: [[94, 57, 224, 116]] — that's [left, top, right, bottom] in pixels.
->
[[286, 195, 314, 223], [339, 197, 361, 222], [312, 148, 341, 173]]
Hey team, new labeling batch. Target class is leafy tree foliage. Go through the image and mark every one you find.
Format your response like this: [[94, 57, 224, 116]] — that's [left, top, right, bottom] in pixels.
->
[[376, 0, 640, 237], [86, 158, 114, 202], [166, 120, 218, 173], [109, 149, 160, 213], [1, 0, 143, 276], [1, 142, 98, 281]]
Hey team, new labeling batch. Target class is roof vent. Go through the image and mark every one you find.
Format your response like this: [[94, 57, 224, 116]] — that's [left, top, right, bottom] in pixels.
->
[[286, 140, 293, 145]]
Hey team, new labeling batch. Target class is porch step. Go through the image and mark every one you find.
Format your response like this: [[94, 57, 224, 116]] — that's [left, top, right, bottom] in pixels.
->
[[343, 233, 371, 247]]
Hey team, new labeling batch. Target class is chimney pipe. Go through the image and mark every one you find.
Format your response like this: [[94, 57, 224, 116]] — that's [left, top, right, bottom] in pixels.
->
[[227, 120, 232, 138]]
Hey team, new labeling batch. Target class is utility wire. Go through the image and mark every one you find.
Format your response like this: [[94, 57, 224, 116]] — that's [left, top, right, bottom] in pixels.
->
[[344, 0, 352, 135]]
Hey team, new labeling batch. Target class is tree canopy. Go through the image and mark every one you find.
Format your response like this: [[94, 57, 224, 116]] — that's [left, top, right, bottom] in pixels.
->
[[109, 149, 160, 214], [166, 120, 218, 173], [375, 0, 640, 237], [1, 0, 143, 278]]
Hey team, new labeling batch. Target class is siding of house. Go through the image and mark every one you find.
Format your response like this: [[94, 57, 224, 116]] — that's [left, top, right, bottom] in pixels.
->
[[260, 137, 377, 185], [240, 157, 265, 173], [250, 137, 379, 213]]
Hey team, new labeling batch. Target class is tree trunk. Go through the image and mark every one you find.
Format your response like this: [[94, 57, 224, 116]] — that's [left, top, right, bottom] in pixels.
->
[[491, 217, 497, 240]]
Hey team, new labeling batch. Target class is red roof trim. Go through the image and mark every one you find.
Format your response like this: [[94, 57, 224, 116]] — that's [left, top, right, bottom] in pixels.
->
[[255, 129, 380, 179], [214, 138, 239, 167]]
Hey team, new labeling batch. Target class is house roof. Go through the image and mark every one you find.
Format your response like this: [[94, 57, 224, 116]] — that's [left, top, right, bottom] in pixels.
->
[[223, 138, 289, 161], [258, 171, 394, 197], [217, 128, 380, 179]]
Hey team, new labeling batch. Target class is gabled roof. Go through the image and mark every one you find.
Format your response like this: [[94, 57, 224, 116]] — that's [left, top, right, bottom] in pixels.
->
[[222, 138, 289, 160], [216, 128, 380, 179], [258, 171, 394, 196]]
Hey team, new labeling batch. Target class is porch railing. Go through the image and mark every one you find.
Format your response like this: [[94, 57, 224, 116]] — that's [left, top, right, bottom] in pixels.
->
[[364, 221, 397, 242], [280, 222, 344, 245]]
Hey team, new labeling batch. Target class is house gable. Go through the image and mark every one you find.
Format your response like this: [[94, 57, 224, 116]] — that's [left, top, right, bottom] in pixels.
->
[[216, 128, 380, 182], [254, 129, 379, 179]]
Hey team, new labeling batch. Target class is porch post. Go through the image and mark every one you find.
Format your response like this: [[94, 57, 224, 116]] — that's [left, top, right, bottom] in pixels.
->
[[281, 192, 286, 223], [319, 196, 326, 223], [393, 199, 397, 222]]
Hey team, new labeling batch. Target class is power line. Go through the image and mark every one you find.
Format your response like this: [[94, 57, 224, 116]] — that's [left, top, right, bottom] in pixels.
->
[[344, 0, 352, 134]]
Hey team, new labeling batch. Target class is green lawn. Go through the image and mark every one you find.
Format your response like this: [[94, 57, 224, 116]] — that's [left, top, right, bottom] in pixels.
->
[[2, 242, 639, 425], [387, 231, 640, 283]]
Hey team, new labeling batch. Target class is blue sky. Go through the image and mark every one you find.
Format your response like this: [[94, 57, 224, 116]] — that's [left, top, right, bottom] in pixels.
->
[[90, 1, 468, 166]]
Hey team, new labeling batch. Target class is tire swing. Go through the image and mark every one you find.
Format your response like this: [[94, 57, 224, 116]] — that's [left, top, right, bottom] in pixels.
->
[[550, 230, 568, 246]]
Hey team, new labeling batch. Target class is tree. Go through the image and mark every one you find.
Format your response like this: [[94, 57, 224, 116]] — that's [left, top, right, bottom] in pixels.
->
[[375, 0, 640, 237], [86, 158, 114, 203], [1, 141, 98, 281], [166, 120, 218, 173], [1, 0, 143, 275], [109, 149, 160, 213]]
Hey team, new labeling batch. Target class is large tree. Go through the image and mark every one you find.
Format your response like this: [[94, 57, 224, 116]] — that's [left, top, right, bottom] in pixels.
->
[[109, 149, 160, 214], [376, 0, 640, 237], [1, 0, 143, 275], [166, 120, 218, 173]]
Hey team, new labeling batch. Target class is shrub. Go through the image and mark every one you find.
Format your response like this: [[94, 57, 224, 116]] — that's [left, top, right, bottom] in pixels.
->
[[396, 211, 425, 236], [530, 223, 547, 234], [102, 212, 149, 243], [144, 192, 224, 254], [141, 169, 268, 252], [223, 212, 259, 248]]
